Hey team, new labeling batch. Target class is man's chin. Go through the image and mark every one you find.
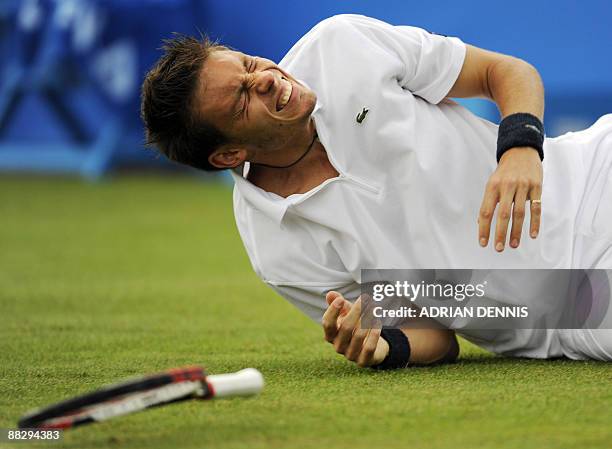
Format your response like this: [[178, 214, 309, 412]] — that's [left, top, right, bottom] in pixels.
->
[[301, 91, 317, 115]]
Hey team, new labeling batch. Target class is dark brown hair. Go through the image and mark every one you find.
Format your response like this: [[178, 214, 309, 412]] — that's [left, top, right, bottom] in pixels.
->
[[141, 34, 228, 171]]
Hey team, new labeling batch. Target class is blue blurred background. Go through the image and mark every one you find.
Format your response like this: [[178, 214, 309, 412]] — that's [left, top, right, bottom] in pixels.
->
[[1, 0, 610, 179]]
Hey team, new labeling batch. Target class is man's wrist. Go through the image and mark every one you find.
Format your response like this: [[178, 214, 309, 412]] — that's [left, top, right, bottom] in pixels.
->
[[497, 113, 545, 162], [498, 146, 542, 164], [372, 328, 411, 370]]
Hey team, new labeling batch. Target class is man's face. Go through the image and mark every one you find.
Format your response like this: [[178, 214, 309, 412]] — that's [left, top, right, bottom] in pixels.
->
[[196, 49, 317, 159]]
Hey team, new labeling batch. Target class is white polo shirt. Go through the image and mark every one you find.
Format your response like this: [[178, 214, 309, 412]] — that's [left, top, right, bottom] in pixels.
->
[[230, 15, 591, 358]]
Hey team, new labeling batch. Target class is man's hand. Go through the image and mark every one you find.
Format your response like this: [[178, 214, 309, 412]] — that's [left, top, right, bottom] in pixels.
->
[[478, 147, 543, 252], [322, 291, 389, 367]]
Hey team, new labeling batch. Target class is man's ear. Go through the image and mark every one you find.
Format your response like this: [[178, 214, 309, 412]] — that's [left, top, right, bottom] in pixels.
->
[[208, 147, 248, 169]]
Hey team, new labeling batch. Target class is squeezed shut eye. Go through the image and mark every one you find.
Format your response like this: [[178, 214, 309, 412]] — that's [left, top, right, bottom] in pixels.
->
[[239, 58, 259, 115], [232, 84, 247, 120], [241, 82, 249, 114]]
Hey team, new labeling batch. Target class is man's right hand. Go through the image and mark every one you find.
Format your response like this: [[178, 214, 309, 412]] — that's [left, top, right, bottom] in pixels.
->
[[322, 291, 389, 368]]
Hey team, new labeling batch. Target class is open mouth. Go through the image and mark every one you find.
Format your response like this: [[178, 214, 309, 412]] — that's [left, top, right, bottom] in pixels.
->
[[276, 78, 293, 111]]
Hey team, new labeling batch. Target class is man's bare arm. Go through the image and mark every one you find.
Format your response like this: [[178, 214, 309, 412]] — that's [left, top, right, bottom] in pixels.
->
[[447, 45, 544, 252], [403, 325, 459, 365], [448, 44, 544, 119], [322, 292, 458, 368]]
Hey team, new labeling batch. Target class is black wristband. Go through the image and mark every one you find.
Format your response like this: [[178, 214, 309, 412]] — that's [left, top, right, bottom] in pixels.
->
[[372, 328, 411, 370], [496, 113, 545, 163]]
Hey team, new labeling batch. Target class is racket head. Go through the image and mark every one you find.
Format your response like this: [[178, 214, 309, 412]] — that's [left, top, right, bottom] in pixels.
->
[[18, 366, 208, 430]]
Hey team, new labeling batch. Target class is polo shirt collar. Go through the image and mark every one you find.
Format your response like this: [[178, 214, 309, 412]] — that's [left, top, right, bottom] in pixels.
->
[[230, 166, 291, 225]]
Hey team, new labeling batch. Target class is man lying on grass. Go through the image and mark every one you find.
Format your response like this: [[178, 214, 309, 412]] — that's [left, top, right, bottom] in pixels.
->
[[141, 14, 612, 368]]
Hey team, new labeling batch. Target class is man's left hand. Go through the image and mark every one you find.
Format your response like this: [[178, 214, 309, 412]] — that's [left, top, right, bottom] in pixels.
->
[[478, 147, 543, 252], [322, 292, 389, 367]]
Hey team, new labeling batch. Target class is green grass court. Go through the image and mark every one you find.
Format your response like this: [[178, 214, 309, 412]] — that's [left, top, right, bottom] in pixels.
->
[[1, 176, 611, 449]]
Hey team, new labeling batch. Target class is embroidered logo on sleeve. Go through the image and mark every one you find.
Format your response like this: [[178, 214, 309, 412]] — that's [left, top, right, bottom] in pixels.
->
[[356, 107, 369, 123]]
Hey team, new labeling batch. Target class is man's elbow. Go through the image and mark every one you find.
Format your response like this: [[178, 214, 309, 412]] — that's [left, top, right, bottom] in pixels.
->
[[487, 56, 543, 97], [407, 329, 460, 366], [435, 334, 460, 364]]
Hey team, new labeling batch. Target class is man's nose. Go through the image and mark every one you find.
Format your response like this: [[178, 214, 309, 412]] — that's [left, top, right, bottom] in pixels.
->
[[252, 70, 276, 95]]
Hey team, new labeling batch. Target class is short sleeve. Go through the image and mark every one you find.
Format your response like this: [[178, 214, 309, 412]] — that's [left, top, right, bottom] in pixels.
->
[[321, 15, 467, 104]]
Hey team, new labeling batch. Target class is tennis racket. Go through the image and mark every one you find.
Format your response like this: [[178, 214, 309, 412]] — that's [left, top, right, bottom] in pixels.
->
[[18, 366, 264, 430]]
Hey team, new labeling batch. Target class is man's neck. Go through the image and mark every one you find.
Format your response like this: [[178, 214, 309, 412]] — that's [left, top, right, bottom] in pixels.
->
[[246, 140, 339, 198]]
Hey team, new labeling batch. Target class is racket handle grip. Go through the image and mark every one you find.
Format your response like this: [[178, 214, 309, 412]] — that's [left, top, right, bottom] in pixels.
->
[[206, 368, 264, 399]]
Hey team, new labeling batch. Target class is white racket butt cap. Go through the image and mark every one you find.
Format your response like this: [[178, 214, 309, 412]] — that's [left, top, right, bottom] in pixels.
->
[[206, 368, 264, 399]]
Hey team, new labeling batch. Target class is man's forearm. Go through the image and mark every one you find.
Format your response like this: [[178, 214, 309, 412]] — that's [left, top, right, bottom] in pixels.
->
[[487, 57, 544, 120], [471, 51, 545, 251], [371, 327, 459, 370]]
